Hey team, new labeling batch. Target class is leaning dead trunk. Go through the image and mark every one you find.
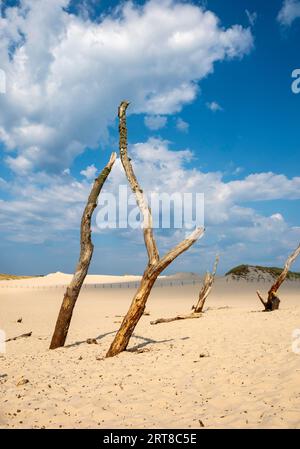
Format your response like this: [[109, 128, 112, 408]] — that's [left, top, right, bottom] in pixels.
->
[[256, 243, 300, 311], [192, 255, 219, 313], [150, 255, 219, 325], [106, 101, 204, 357], [50, 152, 116, 349]]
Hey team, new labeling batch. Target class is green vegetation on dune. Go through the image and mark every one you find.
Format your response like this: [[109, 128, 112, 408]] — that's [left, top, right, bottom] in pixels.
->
[[0, 274, 41, 281], [225, 265, 300, 280]]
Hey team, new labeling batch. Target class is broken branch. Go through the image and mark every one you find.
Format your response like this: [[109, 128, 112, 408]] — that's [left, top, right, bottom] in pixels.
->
[[5, 332, 32, 342], [150, 313, 202, 325]]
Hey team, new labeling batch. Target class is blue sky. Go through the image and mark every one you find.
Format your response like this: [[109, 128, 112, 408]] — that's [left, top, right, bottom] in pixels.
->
[[0, 0, 300, 275]]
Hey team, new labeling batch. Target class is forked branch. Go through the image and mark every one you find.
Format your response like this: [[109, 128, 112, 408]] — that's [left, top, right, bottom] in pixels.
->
[[106, 101, 204, 357]]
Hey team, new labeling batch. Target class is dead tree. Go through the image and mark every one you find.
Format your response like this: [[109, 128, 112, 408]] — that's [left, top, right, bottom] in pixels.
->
[[150, 255, 219, 325], [50, 152, 116, 349], [192, 255, 219, 313], [256, 243, 300, 311], [106, 101, 204, 357]]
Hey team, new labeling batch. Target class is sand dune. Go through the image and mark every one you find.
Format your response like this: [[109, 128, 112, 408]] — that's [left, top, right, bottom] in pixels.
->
[[0, 275, 300, 428], [0, 272, 143, 287]]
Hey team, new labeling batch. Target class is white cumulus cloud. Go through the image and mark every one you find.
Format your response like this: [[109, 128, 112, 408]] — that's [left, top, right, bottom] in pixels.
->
[[144, 115, 167, 130], [245, 10, 257, 27], [176, 118, 189, 133], [0, 138, 299, 272], [278, 0, 300, 26], [0, 0, 253, 172], [80, 164, 98, 179], [206, 101, 223, 112]]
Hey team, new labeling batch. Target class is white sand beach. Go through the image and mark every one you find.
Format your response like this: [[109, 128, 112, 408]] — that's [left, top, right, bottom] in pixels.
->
[[0, 275, 300, 429]]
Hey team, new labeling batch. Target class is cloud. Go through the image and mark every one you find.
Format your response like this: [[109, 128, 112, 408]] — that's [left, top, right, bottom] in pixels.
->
[[206, 101, 223, 112], [227, 173, 300, 202], [278, 0, 300, 26], [5, 155, 33, 174], [0, 177, 7, 188], [0, 170, 91, 243], [231, 165, 244, 176], [176, 117, 189, 133], [144, 115, 167, 130], [106, 138, 300, 227], [0, 138, 299, 272], [0, 0, 253, 172], [80, 164, 98, 179], [245, 10, 257, 27]]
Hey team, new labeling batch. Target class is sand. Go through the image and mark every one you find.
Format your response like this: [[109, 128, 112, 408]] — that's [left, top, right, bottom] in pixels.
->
[[0, 275, 300, 429], [0, 272, 144, 287]]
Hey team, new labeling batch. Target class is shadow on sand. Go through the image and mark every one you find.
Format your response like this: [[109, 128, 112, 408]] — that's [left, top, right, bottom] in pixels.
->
[[65, 330, 177, 352]]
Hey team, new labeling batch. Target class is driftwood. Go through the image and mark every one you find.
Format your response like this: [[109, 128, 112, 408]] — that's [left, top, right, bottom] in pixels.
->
[[256, 243, 300, 311], [192, 255, 219, 313], [5, 332, 32, 342], [150, 313, 202, 325], [106, 101, 204, 357], [150, 256, 219, 325], [50, 152, 117, 349]]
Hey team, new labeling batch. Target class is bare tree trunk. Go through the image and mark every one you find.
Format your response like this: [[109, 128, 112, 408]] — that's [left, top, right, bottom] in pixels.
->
[[256, 243, 300, 311], [193, 255, 219, 313], [106, 101, 204, 358], [50, 152, 116, 349], [150, 255, 219, 325]]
